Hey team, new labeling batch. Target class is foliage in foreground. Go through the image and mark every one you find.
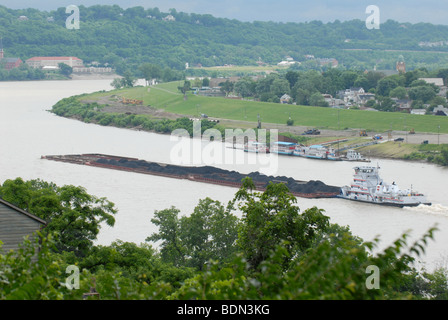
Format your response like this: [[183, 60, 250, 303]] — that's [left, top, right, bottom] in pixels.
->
[[0, 177, 447, 300]]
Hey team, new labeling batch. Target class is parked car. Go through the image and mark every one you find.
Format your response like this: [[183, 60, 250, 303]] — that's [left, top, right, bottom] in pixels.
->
[[303, 128, 320, 135], [394, 137, 404, 142]]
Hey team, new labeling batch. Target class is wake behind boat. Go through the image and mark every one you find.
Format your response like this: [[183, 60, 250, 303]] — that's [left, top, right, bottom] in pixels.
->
[[338, 165, 431, 207]]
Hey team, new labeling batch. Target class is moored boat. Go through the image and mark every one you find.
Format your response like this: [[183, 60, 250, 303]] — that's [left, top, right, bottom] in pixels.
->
[[270, 141, 296, 155], [338, 165, 431, 207], [294, 144, 341, 161], [342, 149, 370, 162], [244, 141, 270, 153]]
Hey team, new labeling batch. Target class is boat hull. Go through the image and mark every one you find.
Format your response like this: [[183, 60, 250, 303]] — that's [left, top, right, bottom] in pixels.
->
[[337, 195, 431, 208]]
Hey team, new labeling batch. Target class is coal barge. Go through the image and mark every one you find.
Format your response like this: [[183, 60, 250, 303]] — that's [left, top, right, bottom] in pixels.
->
[[41, 154, 341, 199]]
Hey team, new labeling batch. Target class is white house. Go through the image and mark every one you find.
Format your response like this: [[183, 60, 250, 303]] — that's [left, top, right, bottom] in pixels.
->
[[280, 94, 291, 104]]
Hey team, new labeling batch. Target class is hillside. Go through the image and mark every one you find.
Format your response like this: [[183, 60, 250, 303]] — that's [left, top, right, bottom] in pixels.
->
[[52, 81, 448, 135], [3, 5, 448, 74]]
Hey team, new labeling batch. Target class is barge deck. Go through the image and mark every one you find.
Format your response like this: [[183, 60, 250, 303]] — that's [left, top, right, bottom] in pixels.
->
[[41, 153, 341, 199]]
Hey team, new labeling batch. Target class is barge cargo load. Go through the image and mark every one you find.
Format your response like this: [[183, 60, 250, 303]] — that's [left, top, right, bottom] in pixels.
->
[[41, 153, 341, 199]]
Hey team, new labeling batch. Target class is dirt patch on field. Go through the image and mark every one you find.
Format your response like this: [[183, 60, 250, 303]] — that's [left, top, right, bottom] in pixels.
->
[[81, 94, 184, 120]]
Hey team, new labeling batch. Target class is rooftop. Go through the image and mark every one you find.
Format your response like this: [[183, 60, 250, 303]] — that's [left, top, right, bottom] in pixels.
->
[[26, 56, 82, 61]]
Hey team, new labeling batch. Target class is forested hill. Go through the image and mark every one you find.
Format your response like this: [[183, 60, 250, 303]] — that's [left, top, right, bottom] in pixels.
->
[[2, 5, 448, 73]]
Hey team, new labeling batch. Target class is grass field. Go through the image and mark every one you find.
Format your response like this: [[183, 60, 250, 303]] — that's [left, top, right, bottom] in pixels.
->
[[84, 81, 448, 134]]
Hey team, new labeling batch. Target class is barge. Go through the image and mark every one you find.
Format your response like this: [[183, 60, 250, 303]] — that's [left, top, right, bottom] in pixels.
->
[[41, 153, 340, 199]]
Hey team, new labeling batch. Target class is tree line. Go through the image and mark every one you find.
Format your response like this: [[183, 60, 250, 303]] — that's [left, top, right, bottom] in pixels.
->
[[209, 66, 448, 112], [1, 176, 447, 300], [3, 5, 448, 76]]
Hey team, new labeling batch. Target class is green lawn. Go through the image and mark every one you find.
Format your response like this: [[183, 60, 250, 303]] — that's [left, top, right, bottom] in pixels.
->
[[84, 82, 448, 134]]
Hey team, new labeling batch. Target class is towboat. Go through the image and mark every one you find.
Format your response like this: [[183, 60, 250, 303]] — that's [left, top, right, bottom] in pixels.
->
[[338, 165, 431, 207]]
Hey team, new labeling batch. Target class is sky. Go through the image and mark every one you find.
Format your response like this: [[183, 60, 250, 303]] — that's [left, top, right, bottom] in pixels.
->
[[2, 0, 448, 25]]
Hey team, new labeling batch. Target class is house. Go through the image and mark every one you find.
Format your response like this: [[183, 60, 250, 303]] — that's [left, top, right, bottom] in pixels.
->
[[340, 87, 366, 105], [162, 14, 176, 21], [433, 105, 448, 116], [316, 58, 338, 68], [411, 109, 427, 115], [280, 94, 291, 104], [357, 93, 375, 105], [394, 99, 413, 112], [26, 56, 84, 69], [0, 198, 46, 253]]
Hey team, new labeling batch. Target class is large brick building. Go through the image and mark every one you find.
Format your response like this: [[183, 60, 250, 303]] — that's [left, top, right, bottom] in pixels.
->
[[0, 38, 23, 70], [26, 56, 84, 69], [1, 57, 23, 70]]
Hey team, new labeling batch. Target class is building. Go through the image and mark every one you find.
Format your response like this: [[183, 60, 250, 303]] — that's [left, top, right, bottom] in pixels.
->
[[162, 14, 176, 21], [0, 198, 46, 253], [0, 38, 23, 70], [26, 56, 84, 69], [419, 78, 444, 87], [433, 105, 448, 116], [72, 66, 113, 74], [1, 57, 23, 70], [280, 94, 291, 104], [396, 55, 406, 73], [316, 58, 338, 68]]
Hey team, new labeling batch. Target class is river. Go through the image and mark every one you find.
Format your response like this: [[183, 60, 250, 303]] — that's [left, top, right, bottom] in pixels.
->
[[1, 79, 447, 272]]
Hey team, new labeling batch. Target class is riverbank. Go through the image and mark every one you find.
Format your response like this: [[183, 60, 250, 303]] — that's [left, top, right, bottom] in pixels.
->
[[49, 83, 448, 165]]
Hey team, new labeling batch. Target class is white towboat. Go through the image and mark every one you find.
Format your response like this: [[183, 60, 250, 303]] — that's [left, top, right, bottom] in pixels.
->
[[338, 165, 431, 207]]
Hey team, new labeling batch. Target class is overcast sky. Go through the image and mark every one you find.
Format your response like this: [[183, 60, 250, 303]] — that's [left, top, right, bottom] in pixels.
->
[[2, 0, 448, 25]]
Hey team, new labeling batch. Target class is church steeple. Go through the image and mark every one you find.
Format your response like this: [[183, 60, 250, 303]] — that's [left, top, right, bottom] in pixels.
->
[[0, 37, 4, 59]]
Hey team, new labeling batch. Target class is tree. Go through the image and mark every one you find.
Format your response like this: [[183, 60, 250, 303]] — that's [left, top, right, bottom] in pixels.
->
[[376, 77, 398, 96], [111, 77, 125, 89], [139, 63, 162, 85], [177, 80, 191, 99], [201, 77, 210, 87], [389, 86, 408, 99], [234, 178, 330, 271], [179, 198, 239, 270], [58, 63, 73, 77], [0, 178, 117, 257], [309, 92, 329, 107], [146, 207, 186, 267], [408, 86, 437, 103], [234, 78, 255, 98], [219, 80, 234, 96], [270, 78, 290, 97], [122, 70, 137, 87], [147, 199, 239, 270]]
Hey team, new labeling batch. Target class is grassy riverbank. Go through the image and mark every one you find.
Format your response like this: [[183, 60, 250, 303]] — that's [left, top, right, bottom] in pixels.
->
[[118, 81, 448, 134], [50, 81, 448, 164]]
